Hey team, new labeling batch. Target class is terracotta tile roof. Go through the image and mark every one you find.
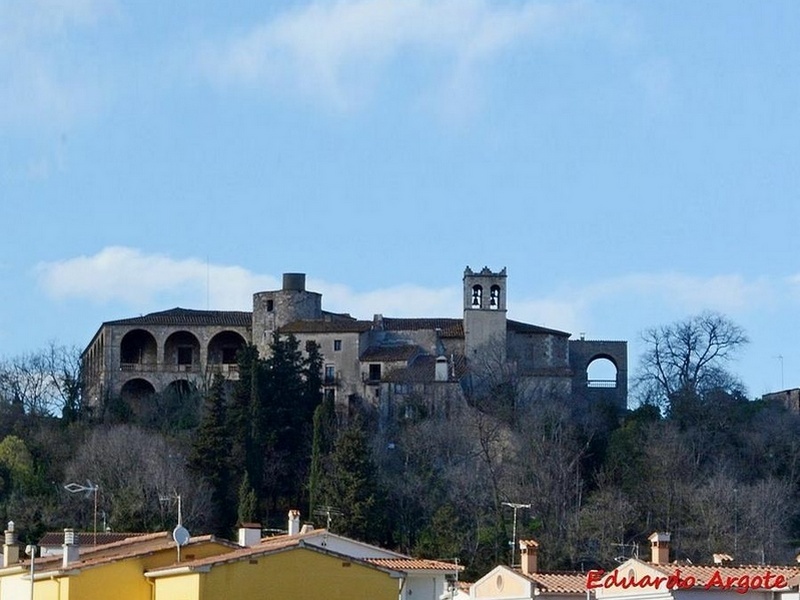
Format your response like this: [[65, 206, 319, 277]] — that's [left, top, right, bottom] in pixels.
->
[[38, 531, 149, 547], [146, 529, 456, 577], [105, 308, 251, 328], [279, 319, 372, 334], [507, 320, 570, 337], [381, 318, 464, 338], [363, 557, 462, 572], [523, 572, 586, 594], [360, 345, 420, 362], [34, 533, 236, 574], [646, 563, 800, 588]]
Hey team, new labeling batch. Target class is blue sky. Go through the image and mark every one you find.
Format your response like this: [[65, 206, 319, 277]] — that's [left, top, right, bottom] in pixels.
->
[[2, 0, 799, 400]]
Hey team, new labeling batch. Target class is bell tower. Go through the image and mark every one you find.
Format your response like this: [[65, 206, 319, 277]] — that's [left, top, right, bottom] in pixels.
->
[[463, 266, 507, 362]]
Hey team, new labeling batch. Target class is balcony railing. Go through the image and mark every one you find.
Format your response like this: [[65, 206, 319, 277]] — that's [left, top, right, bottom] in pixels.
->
[[587, 379, 617, 388], [207, 363, 240, 374]]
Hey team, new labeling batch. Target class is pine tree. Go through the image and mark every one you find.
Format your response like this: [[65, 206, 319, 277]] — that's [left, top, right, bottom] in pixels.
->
[[237, 471, 258, 525], [308, 390, 336, 518], [322, 418, 385, 543]]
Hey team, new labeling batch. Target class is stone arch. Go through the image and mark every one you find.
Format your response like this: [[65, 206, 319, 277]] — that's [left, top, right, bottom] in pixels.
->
[[160, 379, 201, 430], [163, 378, 196, 399], [120, 377, 156, 404], [164, 331, 201, 370], [587, 355, 619, 388], [120, 329, 157, 367], [568, 339, 628, 411], [489, 284, 501, 310], [471, 285, 483, 308], [208, 331, 248, 365]]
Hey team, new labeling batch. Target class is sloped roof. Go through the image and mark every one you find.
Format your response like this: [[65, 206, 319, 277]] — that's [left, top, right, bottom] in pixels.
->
[[33, 532, 237, 575], [507, 319, 570, 337], [104, 308, 251, 328], [38, 531, 149, 547], [381, 318, 464, 338], [647, 562, 800, 588], [382, 354, 468, 383], [360, 345, 420, 362], [279, 319, 372, 334], [363, 557, 462, 572], [523, 571, 587, 594]]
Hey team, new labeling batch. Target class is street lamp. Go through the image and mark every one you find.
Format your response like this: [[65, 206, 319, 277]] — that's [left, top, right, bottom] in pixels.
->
[[25, 544, 36, 600]]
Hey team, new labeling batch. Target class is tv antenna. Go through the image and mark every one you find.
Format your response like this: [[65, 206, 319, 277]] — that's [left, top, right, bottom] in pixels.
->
[[313, 505, 342, 532], [502, 502, 531, 567], [64, 480, 100, 546], [160, 492, 189, 562]]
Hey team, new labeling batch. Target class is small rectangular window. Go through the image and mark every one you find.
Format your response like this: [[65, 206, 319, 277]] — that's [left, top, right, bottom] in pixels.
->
[[324, 365, 336, 385], [333, 339, 342, 351], [266, 299, 274, 312], [369, 364, 381, 382]]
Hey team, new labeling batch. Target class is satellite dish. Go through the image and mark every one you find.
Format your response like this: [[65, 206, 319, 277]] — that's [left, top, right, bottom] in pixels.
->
[[172, 525, 190, 547]]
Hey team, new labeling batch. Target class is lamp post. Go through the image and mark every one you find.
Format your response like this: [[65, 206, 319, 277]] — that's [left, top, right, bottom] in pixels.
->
[[25, 544, 36, 600]]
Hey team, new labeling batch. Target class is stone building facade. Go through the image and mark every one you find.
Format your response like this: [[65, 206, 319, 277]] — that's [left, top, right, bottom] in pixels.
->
[[81, 268, 628, 417]]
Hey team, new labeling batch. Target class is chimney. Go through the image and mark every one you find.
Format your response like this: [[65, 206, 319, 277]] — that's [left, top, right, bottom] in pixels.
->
[[649, 532, 670, 565], [62, 528, 79, 568], [288, 510, 301, 536], [282, 273, 306, 291], [3, 521, 19, 567], [237, 523, 262, 547], [519, 539, 539, 575]]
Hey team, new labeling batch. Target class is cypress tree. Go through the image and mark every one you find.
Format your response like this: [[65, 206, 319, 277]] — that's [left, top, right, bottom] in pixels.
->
[[189, 373, 235, 536]]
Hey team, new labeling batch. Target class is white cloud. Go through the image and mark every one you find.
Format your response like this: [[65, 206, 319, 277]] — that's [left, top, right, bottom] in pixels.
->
[[197, 0, 595, 111], [36, 247, 275, 310], [311, 279, 461, 319], [38, 248, 789, 345], [580, 272, 773, 314]]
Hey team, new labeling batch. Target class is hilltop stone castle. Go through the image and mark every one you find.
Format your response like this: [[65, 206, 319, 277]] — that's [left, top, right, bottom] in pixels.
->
[[81, 267, 627, 419]]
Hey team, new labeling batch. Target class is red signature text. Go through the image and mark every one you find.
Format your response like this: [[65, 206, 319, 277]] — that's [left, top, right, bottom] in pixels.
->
[[586, 569, 788, 594]]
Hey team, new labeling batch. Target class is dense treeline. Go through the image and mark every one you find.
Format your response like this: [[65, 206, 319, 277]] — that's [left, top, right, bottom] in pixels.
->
[[1, 314, 799, 580]]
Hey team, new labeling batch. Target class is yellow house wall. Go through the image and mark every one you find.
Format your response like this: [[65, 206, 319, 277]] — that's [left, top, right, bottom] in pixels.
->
[[9, 540, 233, 600], [0, 574, 67, 600], [153, 573, 200, 600], [181, 547, 400, 600]]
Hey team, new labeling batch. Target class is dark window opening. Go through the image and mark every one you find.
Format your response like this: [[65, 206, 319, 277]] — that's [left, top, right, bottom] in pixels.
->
[[221, 347, 238, 364], [369, 364, 382, 382], [266, 299, 274, 312], [324, 365, 336, 385], [334, 339, 342, 351], [177, 347, 193, 365]]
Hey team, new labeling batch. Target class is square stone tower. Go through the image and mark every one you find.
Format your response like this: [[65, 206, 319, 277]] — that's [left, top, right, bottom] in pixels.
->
[[463, 266, 507, 363]]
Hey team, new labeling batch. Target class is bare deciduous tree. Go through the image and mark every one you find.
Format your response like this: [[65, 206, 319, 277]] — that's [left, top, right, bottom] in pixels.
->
[[0, 342, 82, 417], [635, 312, 748, 410]]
